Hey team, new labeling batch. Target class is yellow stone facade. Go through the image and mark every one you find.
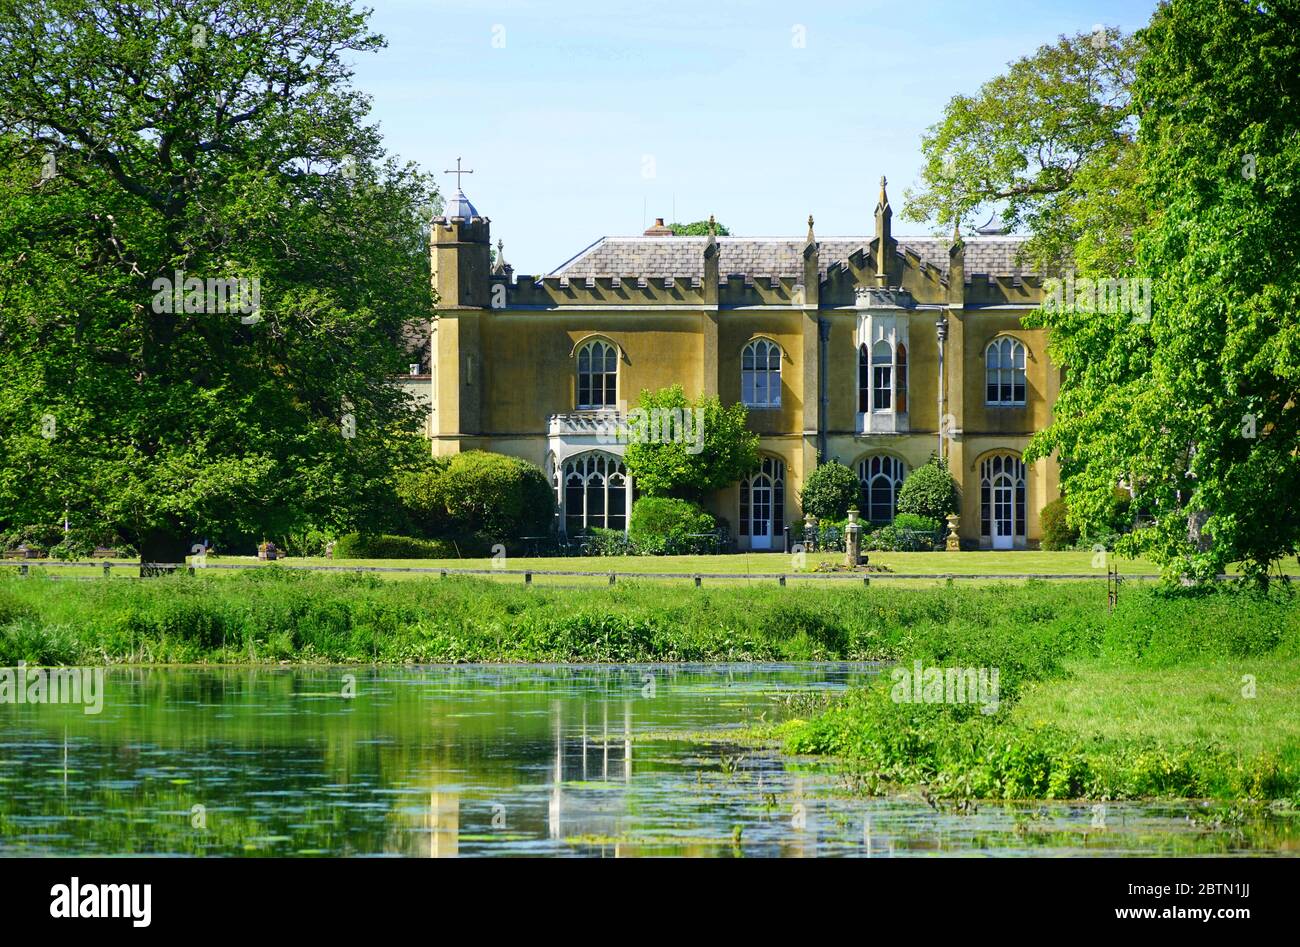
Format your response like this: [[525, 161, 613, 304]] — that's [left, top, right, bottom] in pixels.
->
[[423, 182, 1060, 550]]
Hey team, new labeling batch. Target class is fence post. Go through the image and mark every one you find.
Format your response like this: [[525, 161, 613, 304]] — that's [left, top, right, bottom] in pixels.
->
[[779, 575, 786, 587], [440, 569, 447, 580], [609, 573, 616, 586], [525, 571, 532, 586], [694, 574, 701, 588], [19, 563, 29, 578], [103, 562, 112, 579], [863, 576, 869, 587]]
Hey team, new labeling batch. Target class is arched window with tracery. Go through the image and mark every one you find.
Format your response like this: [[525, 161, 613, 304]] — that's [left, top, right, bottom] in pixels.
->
[[857, 455, 908, 524], [985, 337, 1026, 406], [980, 453, 1027, 548], [577, 339, 617, 409], [739, 456, 786, 549], [741, 338, 781, 407], [562, 452, 629, 534], [859, 340, 907, 415]]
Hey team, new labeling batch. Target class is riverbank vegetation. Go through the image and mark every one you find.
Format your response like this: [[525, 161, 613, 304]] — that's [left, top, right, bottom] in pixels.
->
[[2, 571, 1297, 803]]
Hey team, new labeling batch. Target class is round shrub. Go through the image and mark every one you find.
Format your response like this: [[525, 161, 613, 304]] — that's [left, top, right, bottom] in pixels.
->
[[439, 451, 555, 540], [895, 456, 959, 521], [629, 497, 716, 554], [394, 459, 451, 537], [799, 461, 860, 520], [1039, 498, 1079, 551]]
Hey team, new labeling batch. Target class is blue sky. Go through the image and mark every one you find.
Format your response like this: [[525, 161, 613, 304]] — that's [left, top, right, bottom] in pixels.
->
[[349, 0, 1157, 273]]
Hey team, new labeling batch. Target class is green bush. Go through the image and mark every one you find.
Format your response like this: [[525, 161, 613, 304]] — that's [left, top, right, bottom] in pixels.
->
[[629, 497, 714, 541], [439, 451, 555, 540], [627, 498, 720, 555], [277, 528, 335, 558], [394, 458, 452, 538], [896, 456, 959, 521], [581, 528, 636, 557], [0, 523, 62, 553], [1040, 498, 1079, 551], [863, 524, 941, 552], [334, 533, 468, 559], [799, 461, 860, 520], [892, 513, 941, 533]]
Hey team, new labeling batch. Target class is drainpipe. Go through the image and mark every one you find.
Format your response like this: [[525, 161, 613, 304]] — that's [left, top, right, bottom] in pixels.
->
[[817, 317, 830, 462], [935, 316, 948, 461]]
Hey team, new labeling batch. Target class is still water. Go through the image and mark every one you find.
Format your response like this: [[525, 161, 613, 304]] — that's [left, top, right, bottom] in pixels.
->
[[0, 664, 1295, 857]]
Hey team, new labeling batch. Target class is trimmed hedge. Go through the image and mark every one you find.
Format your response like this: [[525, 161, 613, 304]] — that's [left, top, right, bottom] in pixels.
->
[[333, 533, 478, 559]]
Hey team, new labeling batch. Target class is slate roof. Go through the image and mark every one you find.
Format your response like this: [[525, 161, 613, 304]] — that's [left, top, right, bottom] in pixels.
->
[[550, 235, 1032, 280]]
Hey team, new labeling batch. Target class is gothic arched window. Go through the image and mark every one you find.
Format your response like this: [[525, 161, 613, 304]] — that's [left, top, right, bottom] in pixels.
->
[[857, 455, 908, 524], [741, 338, 782, 407], [577, 340, 617, 409], [985, 337, 1027, 406]]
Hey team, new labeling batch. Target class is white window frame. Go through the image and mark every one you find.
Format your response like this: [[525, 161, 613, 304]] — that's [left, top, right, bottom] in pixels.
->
[[857, 455, 908, 524], [985, 337, 1027, 406], [741, 338, 782, 408], [560, 451, 630, 534], [577, 339, 618, 410]]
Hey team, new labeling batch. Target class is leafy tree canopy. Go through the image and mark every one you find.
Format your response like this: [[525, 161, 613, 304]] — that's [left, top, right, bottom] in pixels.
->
[[1028, 0, 1300, 584], [669, 219, 731, 236], [903, 26, 1142, 275], [0, 0, 438, 561], [622, 385, 759, 499]]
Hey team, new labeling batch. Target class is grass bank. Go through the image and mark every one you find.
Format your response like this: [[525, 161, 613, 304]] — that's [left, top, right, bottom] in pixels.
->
[[2, 569, 1297, 802], [782, 588, 1300, 803], [1, 569, 1115, 664]]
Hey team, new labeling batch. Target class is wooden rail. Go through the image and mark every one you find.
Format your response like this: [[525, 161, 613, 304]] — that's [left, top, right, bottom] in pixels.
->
[[0, 559, 1181, 583]]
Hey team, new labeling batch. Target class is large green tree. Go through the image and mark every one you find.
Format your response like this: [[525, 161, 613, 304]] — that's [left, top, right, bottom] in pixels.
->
[[903, 26, 1142, 275], [0, 0, 436, 564], [1028, 0, 1300, 584]]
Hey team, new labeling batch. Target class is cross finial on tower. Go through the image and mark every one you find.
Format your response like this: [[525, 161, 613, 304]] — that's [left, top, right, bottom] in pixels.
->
[[444, 156, 474, 191]]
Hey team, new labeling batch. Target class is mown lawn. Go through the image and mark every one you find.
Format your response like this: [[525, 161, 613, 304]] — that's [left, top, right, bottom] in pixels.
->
[[1011, 655, 1300, 770], [10, 549, 1298, 584]]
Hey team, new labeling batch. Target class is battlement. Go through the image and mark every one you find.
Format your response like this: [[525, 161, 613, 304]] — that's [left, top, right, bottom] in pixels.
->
[[430, 178, 1045, 313], [431, 215, 491, 244], [476, 264, 1043, 311]]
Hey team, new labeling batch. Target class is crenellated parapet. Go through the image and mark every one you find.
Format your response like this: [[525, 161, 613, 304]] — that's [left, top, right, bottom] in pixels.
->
[[432, 178, 1047, 317]]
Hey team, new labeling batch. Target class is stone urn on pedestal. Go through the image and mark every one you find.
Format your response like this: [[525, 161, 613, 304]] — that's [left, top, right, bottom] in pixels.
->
[[945, 513, 961, 552], [803, 512, 819, 552], [845, 506, 863, 568]]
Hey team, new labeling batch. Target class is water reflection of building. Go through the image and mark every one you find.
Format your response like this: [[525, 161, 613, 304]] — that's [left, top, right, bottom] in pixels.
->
[[429, 791, 458, 858], [549, 700, 632, 844]]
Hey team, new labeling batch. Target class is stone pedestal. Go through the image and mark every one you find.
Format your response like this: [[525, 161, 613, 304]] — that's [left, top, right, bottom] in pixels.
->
[[803, 512, 818, 552], [945, 513, 961, 552], [845, 507, 862, 568]]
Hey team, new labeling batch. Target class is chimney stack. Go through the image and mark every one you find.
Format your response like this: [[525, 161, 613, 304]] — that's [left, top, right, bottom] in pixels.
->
[[643, 217, 673, 236]]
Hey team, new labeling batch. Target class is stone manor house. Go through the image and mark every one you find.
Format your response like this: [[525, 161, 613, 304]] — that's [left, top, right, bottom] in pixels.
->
[[412, 178, 1061, 550]]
